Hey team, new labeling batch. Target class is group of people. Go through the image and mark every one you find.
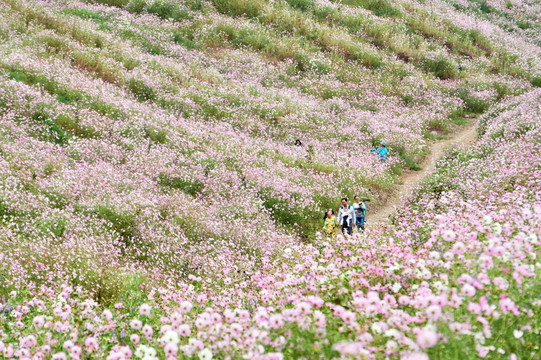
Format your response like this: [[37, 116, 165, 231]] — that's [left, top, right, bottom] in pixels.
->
[[323, 196, 367, 238], [292, 138, 387, 238]]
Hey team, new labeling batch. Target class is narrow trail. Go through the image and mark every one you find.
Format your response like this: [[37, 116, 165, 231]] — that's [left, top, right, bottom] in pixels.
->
[[367, 119, 479, 226]]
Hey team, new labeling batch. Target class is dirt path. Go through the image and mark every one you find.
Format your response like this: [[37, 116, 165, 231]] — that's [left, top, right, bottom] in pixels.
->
[[367, 119, 478, 226]]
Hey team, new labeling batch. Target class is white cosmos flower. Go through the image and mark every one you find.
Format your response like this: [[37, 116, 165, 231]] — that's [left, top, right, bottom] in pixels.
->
[[198, 348, 213, 360], [391, 282, 402, 293], [371, 323, 382, 334], [161, 330, 180, 345], [135, 345, 147, 357], [145, 346, 157, 357]]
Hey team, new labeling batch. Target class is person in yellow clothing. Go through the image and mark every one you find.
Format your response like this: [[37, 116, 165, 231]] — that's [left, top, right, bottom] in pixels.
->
[[322, 209, 339, 239]]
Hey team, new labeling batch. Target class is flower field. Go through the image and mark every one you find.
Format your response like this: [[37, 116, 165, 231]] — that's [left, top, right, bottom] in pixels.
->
[[0, 0, 540, 359]]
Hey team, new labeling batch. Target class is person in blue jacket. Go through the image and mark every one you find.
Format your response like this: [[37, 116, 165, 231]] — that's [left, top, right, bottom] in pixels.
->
[[353, 195, 366, 231], [371, 141, 387, 163]]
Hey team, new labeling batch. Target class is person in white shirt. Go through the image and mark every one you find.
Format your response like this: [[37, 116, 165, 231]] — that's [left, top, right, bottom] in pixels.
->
[[337, 197, 355, 235]]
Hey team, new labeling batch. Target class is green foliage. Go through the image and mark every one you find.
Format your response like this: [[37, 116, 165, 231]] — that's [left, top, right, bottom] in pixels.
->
[[531, 76, 541, 88], [467, 29, 493, 54], [128, 78, 156, 102], [36, 217, 67, 238], [147, 0, 190, 20], [342, 0, 402, 17], [0, 198, 18, 223], [423, 57, 459, 80], [173, 33, 198, 50], [232, 27, 271, 50], [30, 104, 72, 145], [389, 143, 422, 171], [350, 48, 384, 68], [211, 0, 263, 17], [428, 118, 447, 132], [157, 173, 204, 196], [286, 0, 314, 11], [456, 88, 491, 114], [7, 67, 84, 105], [63, 8, 109, 24], [261, 192, 320, 241], [93, 205, 138, 241], [126, 0, 147, 13], [94, 0, 131, 7], [144, 126, 168, 144], [477, 0, 495, 14], [492, 80, 526, 100], [491, 51, 519, 74]]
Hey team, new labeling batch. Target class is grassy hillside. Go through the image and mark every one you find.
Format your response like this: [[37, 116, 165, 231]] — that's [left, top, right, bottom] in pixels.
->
[[0, 0, 540, 294], [0, 0, 540, 358]]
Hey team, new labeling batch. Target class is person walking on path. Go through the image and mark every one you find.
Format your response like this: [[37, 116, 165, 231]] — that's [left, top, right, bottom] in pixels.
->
[[371, 141, 387, 163], [337, 197, 355, 236], [322, 209, 339, 239], [353, 195, 366, 231]]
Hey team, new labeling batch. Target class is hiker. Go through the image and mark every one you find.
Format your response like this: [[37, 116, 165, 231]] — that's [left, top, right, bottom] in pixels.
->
[[371, 141, 387, 163], [353, 195, 366, 231], [295, 139, 303, 147], [322, 209, 339, 239], [337, 197, 355, 236]]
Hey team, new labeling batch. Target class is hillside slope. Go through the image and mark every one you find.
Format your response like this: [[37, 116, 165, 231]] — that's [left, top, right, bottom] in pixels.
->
[[0, 0, 540, 296], [1, 0, 541, 358]]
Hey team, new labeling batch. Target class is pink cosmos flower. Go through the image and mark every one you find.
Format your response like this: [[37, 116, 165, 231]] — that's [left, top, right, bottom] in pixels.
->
[[23, 335, 37, 348], [179, 301, 193, 314], [130, 319, 143, 330], [164, 343, 178, 357], [461, 284, 476, 297], [142, 324, 153, 338], [398, 295, 410, 306], [70, 346, 82, 357], [416, 328, 438, 349], [170, 312, 183, 325], [33, 316, 45, 329], [452, 242, 466, 255], [425, 305, 442, 321], [85, 337, 98, 352], [442, 229, 456, 242], [139, 304, 152, 316], [51, 353, 67, 360], [402, 352, 429, 360], [178, 324, 191, 336], [3, 346, 13, 358], [269, 314, 284, 329], [103, 309, 113, 321], [63, 340, 74, 351], [120, 346, 132, 358]]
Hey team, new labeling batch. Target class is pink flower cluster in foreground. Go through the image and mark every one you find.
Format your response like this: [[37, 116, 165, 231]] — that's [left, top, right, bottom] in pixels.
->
[[1, 89, 540, 359]]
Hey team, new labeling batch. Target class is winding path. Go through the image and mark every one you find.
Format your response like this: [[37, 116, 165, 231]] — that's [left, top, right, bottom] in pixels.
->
[[367, 119, 478, 226]]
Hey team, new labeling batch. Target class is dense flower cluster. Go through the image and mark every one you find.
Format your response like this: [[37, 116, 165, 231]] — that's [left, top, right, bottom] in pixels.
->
[[1, 86, 540, 358]]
